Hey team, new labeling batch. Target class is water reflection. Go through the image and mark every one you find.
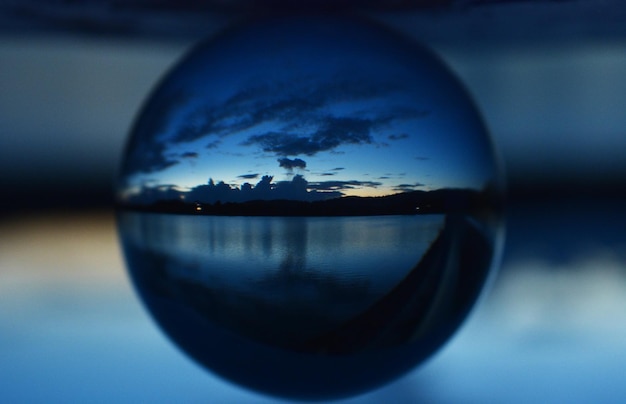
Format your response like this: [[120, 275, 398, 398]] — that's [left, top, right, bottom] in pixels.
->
[[119, 212, 496, 399]]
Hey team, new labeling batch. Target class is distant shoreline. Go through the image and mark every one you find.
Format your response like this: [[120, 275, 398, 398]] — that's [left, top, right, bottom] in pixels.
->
[[117, 189, 490, 217]]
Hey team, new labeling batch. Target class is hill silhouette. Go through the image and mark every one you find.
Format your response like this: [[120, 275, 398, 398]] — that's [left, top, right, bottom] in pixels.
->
[[119, 188, 489, 216]]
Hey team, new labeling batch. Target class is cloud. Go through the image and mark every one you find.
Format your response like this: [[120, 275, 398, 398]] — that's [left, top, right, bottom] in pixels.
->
[[332, 167, 345, 171], [388, 133, 409, 141], [122, 141, 179, 176], [206, 140, 221, 149], [122, 74, 429, 177], [183, 174, 341, 204], [181, 152, 198, 158], [393, 182, 424, 192], [308, 180, 382, 191], [126, 173, 396, 206], [277, 157, 306, 170], [243, 115, 375, 156], [237, 173, 260, 179], [123, 184, 182, 205]]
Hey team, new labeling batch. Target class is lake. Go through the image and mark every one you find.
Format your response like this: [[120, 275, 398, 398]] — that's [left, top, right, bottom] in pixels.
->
[[117, 212, 495, 398]]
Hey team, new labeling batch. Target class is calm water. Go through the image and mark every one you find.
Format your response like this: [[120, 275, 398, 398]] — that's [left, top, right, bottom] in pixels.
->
[[121, 214, 443, 299], [118, 212, 495, 399], [119, 214, 446, 348]]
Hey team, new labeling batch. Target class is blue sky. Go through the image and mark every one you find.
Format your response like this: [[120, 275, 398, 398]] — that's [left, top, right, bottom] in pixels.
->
[[119, 17, 497, 203]]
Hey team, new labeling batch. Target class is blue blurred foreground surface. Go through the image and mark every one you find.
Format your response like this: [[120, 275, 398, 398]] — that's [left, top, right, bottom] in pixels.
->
[[1, 199, 625, 403], [0, 2, 625, 401]]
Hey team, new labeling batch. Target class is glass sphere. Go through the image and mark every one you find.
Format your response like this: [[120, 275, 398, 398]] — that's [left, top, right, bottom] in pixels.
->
[[116, 15, 504, 400]]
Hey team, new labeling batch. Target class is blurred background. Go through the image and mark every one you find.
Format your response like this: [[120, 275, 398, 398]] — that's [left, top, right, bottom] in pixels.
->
[[1, 1, 625, 402]]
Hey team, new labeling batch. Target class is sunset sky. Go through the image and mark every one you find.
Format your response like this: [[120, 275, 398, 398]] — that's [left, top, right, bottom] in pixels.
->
[[118, 17, 497, 203]]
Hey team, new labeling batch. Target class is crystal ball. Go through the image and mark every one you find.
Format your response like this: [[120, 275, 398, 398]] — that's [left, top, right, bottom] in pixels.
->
[[116, 15, 504, 400]]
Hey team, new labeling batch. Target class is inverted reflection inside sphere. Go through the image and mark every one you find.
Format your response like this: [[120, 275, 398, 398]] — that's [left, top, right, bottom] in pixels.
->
[[116, 15, 504, 400]]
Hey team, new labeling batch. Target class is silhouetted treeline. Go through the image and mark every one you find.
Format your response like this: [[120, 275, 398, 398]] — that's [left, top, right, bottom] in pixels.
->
[[119, 189, 494, 217]]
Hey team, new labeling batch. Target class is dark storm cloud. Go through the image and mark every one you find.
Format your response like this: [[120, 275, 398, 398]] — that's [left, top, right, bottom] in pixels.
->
[[277, 157, 306, 170], [237, 173, 260, 179], [181, 151, 198, 158]]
